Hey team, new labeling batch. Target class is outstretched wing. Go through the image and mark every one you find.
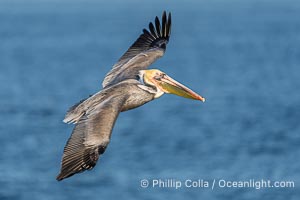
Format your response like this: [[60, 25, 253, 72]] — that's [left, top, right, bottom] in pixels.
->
[[56, 94, 128, 181], [102, 11, 171, 88]]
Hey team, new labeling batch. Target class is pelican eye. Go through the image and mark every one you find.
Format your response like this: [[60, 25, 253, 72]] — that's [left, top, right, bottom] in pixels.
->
[[154, 73, 166, 81], [154, 77, 161, 81]]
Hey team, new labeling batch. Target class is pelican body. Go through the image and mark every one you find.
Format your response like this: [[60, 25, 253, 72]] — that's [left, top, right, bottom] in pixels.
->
[[57, 11, 205, 181]]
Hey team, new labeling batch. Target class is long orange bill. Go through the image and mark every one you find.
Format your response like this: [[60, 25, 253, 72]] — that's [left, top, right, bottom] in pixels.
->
[[158, 75, 205, 102]]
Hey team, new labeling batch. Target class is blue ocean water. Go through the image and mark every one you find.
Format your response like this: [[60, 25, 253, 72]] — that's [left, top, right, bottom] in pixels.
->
[[0, 0, 299, 199]]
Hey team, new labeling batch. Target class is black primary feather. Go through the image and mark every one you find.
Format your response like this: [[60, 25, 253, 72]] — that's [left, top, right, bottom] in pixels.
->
[[118, 11, 171, 62]]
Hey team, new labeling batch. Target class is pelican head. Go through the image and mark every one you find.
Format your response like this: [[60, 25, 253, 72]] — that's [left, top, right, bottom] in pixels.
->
[[139, 69, 205, 102]]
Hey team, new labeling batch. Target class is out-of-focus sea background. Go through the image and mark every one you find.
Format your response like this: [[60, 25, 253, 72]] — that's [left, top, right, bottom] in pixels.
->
[[0, 0, 299, 199]]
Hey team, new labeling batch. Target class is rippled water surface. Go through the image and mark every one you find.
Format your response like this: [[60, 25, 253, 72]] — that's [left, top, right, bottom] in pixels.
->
[[0, 0, 299, 199]]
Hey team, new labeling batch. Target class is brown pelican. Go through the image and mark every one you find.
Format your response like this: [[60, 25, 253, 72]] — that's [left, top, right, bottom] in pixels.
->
[[57, 11, 205, 181]]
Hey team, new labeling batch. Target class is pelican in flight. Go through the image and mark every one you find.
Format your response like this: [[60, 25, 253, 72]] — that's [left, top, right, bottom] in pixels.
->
[[57, 11, 205, 181]]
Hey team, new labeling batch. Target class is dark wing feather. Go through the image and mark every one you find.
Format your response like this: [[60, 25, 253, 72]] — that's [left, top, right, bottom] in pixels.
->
[[149, 22, 158, 38], [56, 95, 128, 181], [102, 11, 171, 88], [155, 17, 161, 36]]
